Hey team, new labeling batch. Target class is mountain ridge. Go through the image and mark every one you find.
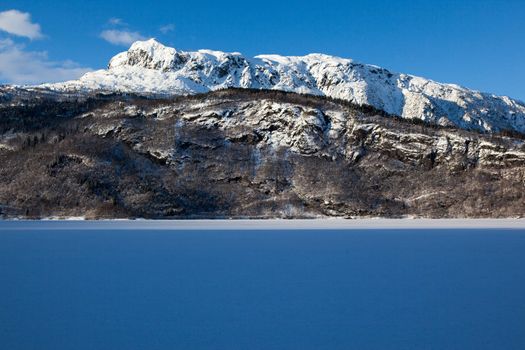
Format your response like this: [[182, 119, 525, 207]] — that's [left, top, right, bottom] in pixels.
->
[[41, 38, 525, 135]]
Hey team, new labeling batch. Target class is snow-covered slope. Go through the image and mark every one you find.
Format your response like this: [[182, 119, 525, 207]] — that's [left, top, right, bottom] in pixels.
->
[[45, 39, 525, 134]]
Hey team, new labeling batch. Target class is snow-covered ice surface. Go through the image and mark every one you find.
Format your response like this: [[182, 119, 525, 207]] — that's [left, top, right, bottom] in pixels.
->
[[2, 219, 525, 230], [43, 39, 525, 134]]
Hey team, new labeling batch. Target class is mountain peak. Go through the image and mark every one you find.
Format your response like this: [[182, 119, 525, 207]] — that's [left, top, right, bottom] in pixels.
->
[[108, 38, 180, 70], [129, 38, 168, 52]]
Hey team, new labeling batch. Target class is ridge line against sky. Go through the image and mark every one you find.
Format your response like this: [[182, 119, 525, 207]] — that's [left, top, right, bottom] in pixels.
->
[[0, 0, 524, 101]]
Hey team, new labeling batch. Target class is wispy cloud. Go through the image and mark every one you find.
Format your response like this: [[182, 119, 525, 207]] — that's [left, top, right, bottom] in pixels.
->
[[0, 38, 91, 84], [108, 17, 126, 26], [0, 9, 43, 40], [100, 29, 145, 46], [159, 24, 175, 34]]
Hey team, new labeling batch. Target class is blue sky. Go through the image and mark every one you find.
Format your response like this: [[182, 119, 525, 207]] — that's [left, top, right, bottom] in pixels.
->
[[1, 0, 524, 100]]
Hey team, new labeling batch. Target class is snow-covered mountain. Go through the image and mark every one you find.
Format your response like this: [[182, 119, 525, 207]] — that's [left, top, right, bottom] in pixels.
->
[[45, 38, 525, 134]]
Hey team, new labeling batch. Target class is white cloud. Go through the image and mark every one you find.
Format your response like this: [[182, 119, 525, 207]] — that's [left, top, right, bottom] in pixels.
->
[[100, 29, 145, 46], [0, 39, 91, 84], [159, 24, 175, 34], [0, 9, 43, 40]]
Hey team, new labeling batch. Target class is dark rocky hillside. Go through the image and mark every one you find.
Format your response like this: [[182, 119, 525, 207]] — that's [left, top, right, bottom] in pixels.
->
[[0, 88, 524, 219]]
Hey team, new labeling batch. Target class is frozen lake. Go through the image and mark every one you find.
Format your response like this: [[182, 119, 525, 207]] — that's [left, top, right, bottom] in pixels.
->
[[1, 222, 524, 349]]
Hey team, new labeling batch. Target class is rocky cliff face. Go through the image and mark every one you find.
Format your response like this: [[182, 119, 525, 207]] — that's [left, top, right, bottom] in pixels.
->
[[43, 39, 525, 135], [1, 88, 523, 219]]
